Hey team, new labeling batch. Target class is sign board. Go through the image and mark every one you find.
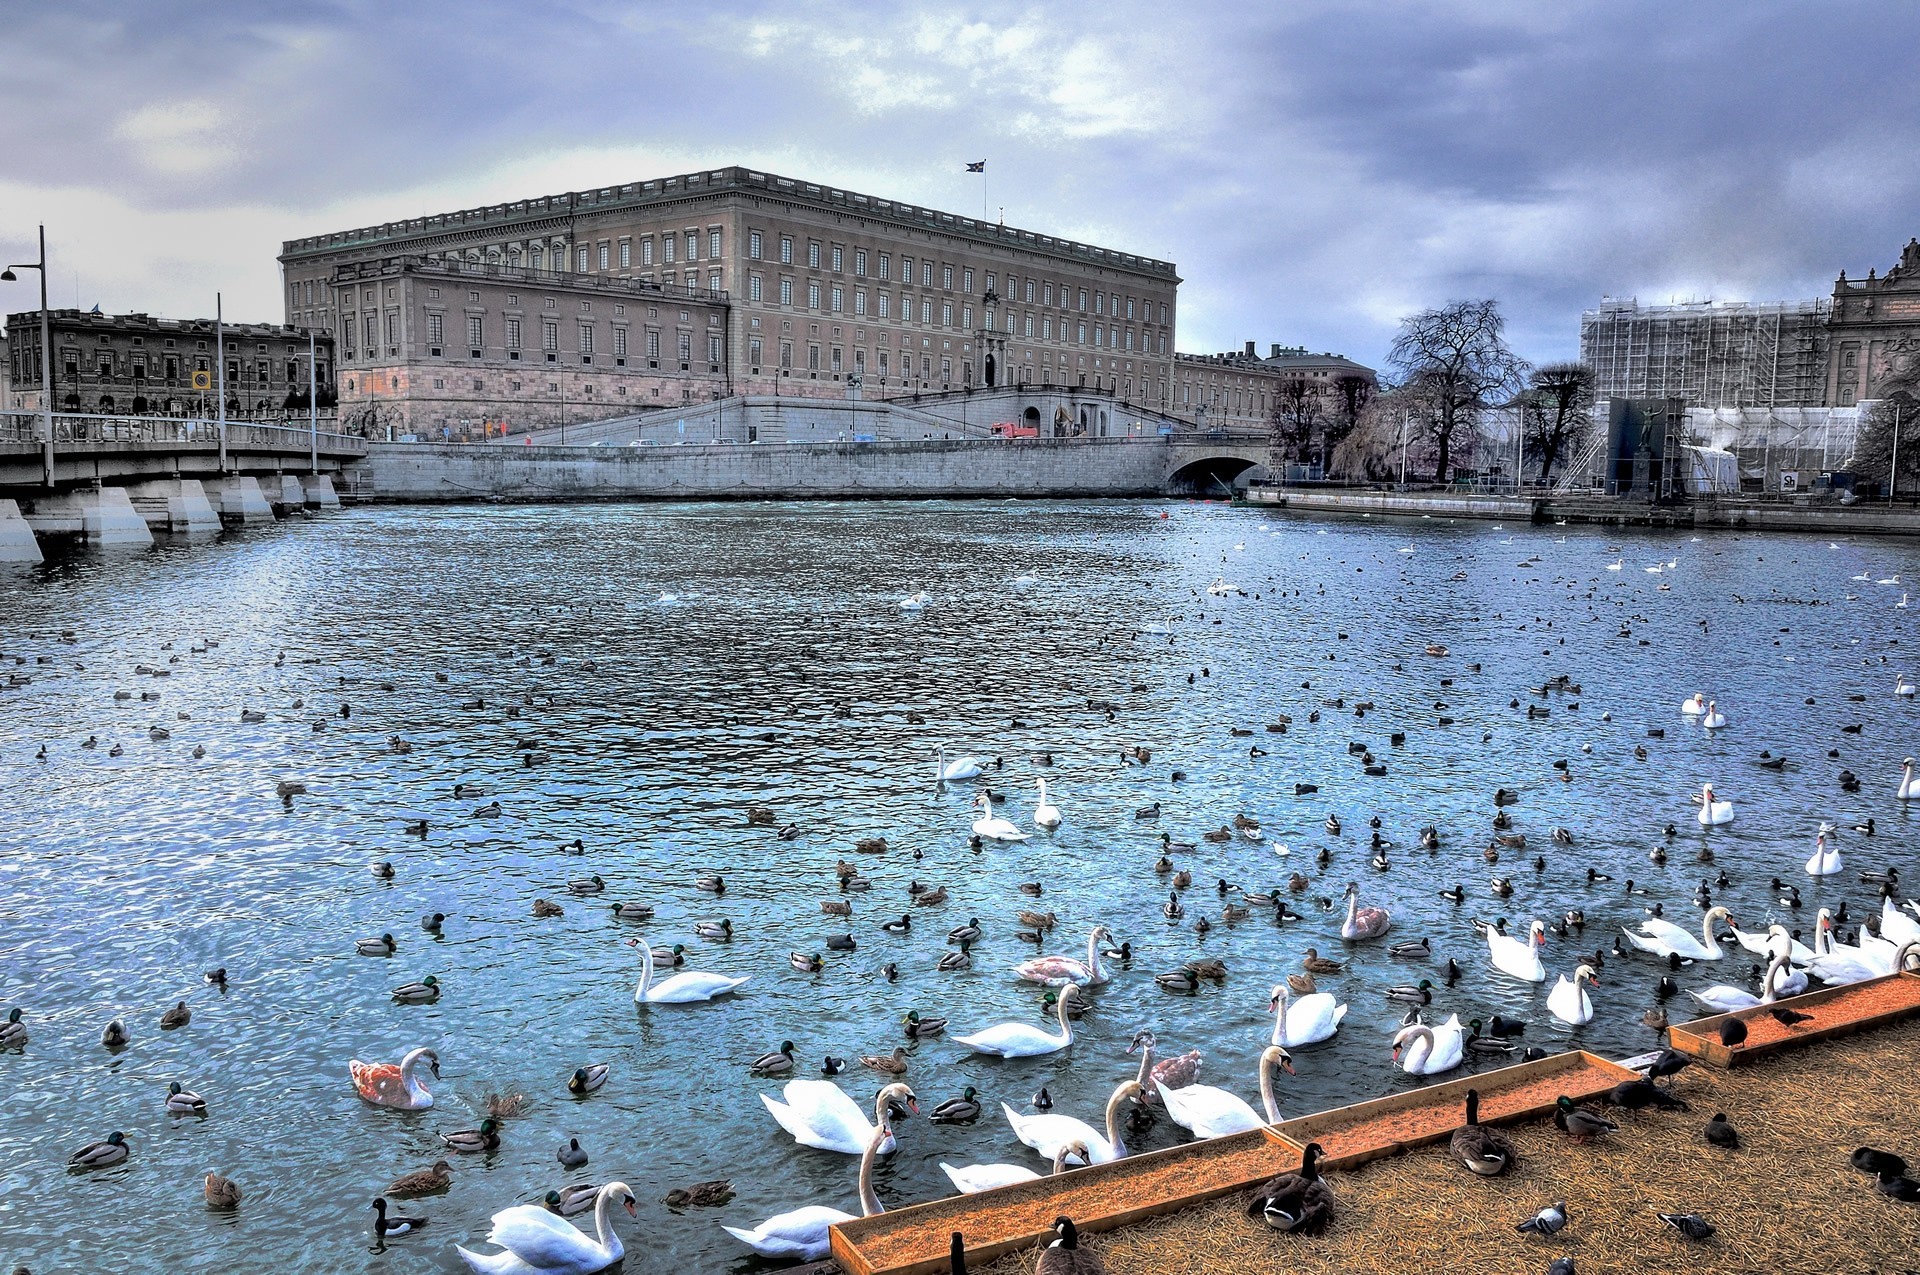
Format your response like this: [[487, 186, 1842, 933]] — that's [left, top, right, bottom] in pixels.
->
[[1780, 472, 1799, 492], [190, 370, 212, 391]]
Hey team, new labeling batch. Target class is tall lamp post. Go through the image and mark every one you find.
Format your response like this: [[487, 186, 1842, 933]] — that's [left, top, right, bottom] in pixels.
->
[[2, 224, 55, 486]]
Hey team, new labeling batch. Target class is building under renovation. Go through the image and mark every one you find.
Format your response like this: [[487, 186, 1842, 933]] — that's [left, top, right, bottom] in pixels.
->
[[1579, 296, 1832, 409]]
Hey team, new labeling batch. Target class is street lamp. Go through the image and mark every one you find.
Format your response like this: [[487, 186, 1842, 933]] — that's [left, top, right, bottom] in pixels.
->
[[2, 223, 55, 486]]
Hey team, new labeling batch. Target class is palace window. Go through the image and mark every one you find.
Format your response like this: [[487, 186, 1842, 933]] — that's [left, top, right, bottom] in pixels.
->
[[779, 235, 793, 264], [749, 229, 763, 260]]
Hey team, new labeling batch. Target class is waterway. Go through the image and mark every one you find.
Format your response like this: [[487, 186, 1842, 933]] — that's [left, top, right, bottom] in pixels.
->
[[1, 501, 1915, 1272]]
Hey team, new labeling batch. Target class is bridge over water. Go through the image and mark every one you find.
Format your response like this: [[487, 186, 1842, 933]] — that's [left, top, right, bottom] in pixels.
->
[[0, 411, 367, 562]]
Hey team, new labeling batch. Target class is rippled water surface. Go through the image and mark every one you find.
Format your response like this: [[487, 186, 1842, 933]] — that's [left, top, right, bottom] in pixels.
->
[[3, 500, 1918, 1272]]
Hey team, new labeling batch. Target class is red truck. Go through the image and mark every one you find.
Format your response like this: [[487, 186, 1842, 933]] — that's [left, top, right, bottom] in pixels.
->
[[989, 421, 1039, 439]]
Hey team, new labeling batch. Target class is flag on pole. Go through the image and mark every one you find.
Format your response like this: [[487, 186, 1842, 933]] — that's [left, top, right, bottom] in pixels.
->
[[965, 160, 985, 172]]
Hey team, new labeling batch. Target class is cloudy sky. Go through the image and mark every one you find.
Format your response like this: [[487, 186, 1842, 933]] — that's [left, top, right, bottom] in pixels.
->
[[3, 0, 1916, 369]]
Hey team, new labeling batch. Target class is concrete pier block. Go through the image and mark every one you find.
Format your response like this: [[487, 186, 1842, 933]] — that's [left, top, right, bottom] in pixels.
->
[[0, 499, 43, 563], [268, 474, 306, 512], [84, 487, 156, 546], [300, 473, 341, 510], [124, 478, 221, 534], [212, 475, 276, 526]]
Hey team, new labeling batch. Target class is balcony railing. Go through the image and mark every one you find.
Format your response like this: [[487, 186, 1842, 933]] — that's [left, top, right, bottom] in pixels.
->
[[331, 255, 729, 305]]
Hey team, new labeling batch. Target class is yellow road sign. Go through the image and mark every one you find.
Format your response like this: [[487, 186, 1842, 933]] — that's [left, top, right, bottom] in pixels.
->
[[190, 369, 212, 391]]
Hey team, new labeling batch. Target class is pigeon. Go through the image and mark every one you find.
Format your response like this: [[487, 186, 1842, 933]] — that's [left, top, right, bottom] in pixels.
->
[[1876, 1173, 1920, 1202], [1516, 1200, 1568, 1236], [1641, 1049, 1692, 1086], [1547, 1260, 1576, 1275], [1658, 1211, 1717, 1240], [1852, 1147, 1909, 1178], [1704, 1113, 1740, 1149], [1769, 1006, 1813, 1026]]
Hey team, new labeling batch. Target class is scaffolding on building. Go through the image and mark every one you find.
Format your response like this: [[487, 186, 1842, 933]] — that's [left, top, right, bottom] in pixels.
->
[[1579, 297, 1832, 410]]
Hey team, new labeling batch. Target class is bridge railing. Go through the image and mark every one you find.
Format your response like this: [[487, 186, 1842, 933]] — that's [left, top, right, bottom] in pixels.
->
[[0, 410, 366, 454]]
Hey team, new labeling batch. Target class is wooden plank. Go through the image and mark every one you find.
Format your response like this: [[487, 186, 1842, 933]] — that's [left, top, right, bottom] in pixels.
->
[[1669, 970, 1920, 1067]]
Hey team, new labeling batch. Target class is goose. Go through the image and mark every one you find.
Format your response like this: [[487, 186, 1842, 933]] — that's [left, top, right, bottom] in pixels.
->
[[1035, 1217, 1107, 1274], [349, 1047, 439, 1110], [936, 747, 984, 785], [762, 1080, 916, 1156], [1159, 1046, 1293, 1139], [1034, 780, 1063, 831], [971, 793, 1027, 842], [1546, 964, 1599, 1026], [1623, 906, 1732, 961], [1391, 1015, 1466, 1074], [1450, 1089, 1516, 1176], [459, 1181, 636, 1274], [165, 1081, 207, 1115], [1489, 919, 1549, 982], [1701, 701, 1727, 730], [941, 1139, 1087, 1195], [1694, 783, 1733, 826], [628, 938, 748, 1003], [1339, 882, 1391, 940], [1806, 831, 1843, 877], [1011, 926, 1113, 987], [954, 983, 1080, 1057], [1246, 1141, 1335, 1234], [1003, 1079, 1144, 1165]]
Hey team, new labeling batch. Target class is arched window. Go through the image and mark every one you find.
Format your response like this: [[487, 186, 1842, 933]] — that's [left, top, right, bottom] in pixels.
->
[[132, 395, 149, 414], [99, 394, 115, 411]]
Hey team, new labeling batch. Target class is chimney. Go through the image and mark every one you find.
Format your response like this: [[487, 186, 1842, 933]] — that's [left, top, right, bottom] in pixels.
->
[[1270, 343, 1281, 358], [1244, 340, 1256, 357]]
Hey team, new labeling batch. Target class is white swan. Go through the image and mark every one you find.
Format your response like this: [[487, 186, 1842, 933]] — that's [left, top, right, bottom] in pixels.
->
[[1159, 1046, 1292, 1140], [1623, 906, 1731, 961], [348, 1046, 438, 1110], [898, 591, 931, 611], [1010, 926, 1112, 987], [631, 938, 748, 1004], [1701, 701, 1727, 730], [1732, 919, 1814, 965], [1489, 919, 1549, 982], [1680, 693, 1706, 715], [1340, 881, 1392, 940], [761, 1080, 915, 1156], [1003, 1080, 1143, 1165], [1689, 947, 1796, 1013], [1268, 982, 1346, 1047], [1547, 964, 1599, 1026], [936, 747, 983, 784], [940, 1140, 1083, 1195], [971, 793, 1027, 842], [1900, 757, 1920, 801], [723, 1116, 891, 1261], [1881, 898, 1920, 949], [1897, 676, 1917, 698], [1805, 831, 1843, 877], [953, 983, 1077, 1057], [1696, 782, 1734, 826], [458, 1181, 635, 1275], [1391, 1015, 1465, 1075], [1033, 779, 1062, 832]]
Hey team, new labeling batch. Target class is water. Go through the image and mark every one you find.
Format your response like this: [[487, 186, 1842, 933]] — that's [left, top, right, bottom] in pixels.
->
[[1, 501, 1915, 1273]]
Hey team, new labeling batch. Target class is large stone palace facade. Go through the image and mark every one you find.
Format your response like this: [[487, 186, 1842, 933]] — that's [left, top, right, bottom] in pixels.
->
[[1826, 237, 1920, 407], [278, 166, 1183, 437]]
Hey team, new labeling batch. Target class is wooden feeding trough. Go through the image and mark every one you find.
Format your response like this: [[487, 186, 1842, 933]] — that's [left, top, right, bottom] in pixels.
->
[[829, 1049, 1634, 1275], [1267, 1049, 1637, 1170], [1669, 970, 1920, 1067]]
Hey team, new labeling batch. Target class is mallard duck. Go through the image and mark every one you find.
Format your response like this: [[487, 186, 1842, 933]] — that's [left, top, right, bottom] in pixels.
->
[[915, 886, 950, 906], [1221, 902, 1251, 923], [567, 1064, 609, 1095], [1019, 881, 1045, 896], [1155, 967, 1199, 992], [1202, 826, 1234, 844], [751, 1041, 796, 1075], [904, 1010, 947, 1038], [820, 898, 852, 917], [1384, 979, 1434, 1004], [947, 917, 984, 944], [1389, 937, 1431, 959], [1246, 1142, 1335, 1234], [0, 1007, 24, 1047], [695, 919, 733, 940], [357, 934, 397, 956], [746, 805, 777, 826], [610, 902, 655, 920], [370, 860, 395, 879], [663, 1178, 734, 1208], [566, 874, 606, 895], [789, 952, 824, 973], [557, 1138, 588, 1169], [854, 836, 887, 854], [1016, 910, 1057, 931], [441, 1118, 501, 1153], [1172, 869, 1193, 890], [1302, 948, 1343, 974], [1449, 1089, 1515, 1176], [370, 1196, 427, 1238], [842, 874, 873, 892], [1160, 832, 1196, 853], [1554, 1095, 1618, 1141], [937, 942, 972, 972], [1287, 971, 1317, 995], [930, 1086, 982, 1123], [204, 1172, 242, 1208], [159, 1002, 190, 1029], [164, 1081, 207, 1115], [385, 1160, 453, 1197], [531, 898, 565, 917], [101, 1019, 129, 1048], [860, 1046, 909, 1075], [69, 1131, 129, 1169], [1185, 958, 1227, 981], [642, 944, 684, 968], [543, 1185, 599, 1218], [695, 874, 726, 893], [392, 976, 441, 1004]]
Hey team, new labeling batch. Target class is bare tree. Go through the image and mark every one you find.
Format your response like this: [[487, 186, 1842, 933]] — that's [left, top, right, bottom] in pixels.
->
[[1523, 361, 1595, 483], [1387, 300, 1528, 483], [1329, 387, 1417, 482], [1851, 391, 1920, 493], [1267, 378, 1324, 464], [1327, 374, 1372, 454]]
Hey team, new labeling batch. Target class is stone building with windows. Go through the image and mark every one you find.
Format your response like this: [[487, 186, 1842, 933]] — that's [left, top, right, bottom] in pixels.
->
[[1171, 342, 1376, 431], [4, 309, 332, 417], [1827, 238, 1920, 407], [278, 166, 1180, 436]]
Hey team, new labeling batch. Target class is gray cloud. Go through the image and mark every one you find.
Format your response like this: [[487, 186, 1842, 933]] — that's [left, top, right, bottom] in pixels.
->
[[3, 0, 1916, 369]]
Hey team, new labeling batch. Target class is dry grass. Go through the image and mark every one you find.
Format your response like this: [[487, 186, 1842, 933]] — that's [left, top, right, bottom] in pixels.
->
[[983, 1019, 1920, 1275]]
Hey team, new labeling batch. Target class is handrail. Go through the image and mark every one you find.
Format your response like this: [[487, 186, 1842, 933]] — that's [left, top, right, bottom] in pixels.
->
[[0, 410, 366, 452]]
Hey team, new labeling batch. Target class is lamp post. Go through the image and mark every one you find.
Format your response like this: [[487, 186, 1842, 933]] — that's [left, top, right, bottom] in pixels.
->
[[1890, 402, 1904, 507], [2, 224, 55, 486], [306, 328, 318, 473]]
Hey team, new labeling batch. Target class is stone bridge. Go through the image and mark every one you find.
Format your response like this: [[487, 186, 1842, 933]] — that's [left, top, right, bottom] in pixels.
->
[[0, 410, 366, 561], [1163, 432, 1272, 495]]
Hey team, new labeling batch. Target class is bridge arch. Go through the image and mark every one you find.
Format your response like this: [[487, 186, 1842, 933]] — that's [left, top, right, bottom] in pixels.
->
[[1165, 450, 1268, 497]]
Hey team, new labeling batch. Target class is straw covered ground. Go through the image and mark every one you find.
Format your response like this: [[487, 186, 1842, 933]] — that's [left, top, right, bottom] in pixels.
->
[[982, 1018, 1920, 1275]]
